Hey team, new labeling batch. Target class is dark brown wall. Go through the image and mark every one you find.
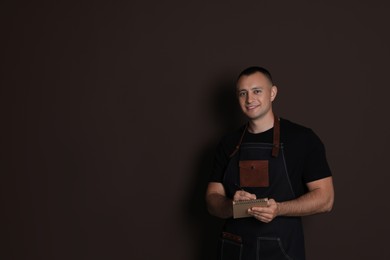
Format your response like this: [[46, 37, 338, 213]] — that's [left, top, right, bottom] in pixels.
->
[[2, 1, 390, 259]]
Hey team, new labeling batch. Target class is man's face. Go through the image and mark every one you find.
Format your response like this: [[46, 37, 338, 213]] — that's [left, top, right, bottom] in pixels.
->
[[236, 72, 277, 121]]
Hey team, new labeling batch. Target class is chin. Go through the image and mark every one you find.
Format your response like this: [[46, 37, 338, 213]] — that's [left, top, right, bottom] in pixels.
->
[[244, 110, 260, 118], [246, 113, 266, 121]]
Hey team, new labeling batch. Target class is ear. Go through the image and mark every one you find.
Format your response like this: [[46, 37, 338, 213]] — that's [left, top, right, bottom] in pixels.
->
[[270, 86, 278, 101]]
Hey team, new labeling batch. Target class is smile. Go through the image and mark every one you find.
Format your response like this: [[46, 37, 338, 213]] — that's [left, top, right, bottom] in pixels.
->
[[246, 105, 259, 110]]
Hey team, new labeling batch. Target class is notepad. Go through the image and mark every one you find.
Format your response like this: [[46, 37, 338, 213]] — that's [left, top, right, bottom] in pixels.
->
[[232, 198, 268, 219]]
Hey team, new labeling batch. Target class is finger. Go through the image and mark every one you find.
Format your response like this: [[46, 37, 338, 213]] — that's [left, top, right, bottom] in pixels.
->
[[250, 207, 272, 215], [240, 190, 255, 198], [246, 192, 257, 200], [251, 211, 274, 222], [254, 214, 270, 223], [234, 193, 250, 201], [235, 191, 256, 200]]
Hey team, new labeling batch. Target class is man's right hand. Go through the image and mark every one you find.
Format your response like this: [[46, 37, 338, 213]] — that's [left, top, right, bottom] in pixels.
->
[[233, 190, 256, 201]]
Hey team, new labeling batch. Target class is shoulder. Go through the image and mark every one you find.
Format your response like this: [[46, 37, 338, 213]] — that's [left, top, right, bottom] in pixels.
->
[[218, 124, 247, 156], [280, 118, 324, 149], [280, 118, 312, 134]]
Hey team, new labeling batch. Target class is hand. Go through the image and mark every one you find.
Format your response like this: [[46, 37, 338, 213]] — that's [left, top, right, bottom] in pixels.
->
[[233, 190, 256, 201], [247, 199, 279, 223]]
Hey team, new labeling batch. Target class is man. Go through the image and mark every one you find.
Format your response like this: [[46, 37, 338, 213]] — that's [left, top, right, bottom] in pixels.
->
[[206, 66, 334, 260]]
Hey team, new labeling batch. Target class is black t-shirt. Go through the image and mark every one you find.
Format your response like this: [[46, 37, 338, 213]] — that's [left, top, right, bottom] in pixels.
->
[[209, 118, 332, 197]]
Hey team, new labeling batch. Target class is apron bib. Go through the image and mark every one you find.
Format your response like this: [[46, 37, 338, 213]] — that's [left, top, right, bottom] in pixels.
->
[[219, 116, 305, 260]]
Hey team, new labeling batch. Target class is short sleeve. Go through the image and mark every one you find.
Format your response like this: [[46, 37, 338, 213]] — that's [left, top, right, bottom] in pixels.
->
[[302, 130, 332, 183], [208, 140, 230, 183], [208, 128, 243, 183]]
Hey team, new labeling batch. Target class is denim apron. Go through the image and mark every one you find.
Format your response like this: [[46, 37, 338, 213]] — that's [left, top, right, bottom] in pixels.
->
[[219, 116, 305, 260]]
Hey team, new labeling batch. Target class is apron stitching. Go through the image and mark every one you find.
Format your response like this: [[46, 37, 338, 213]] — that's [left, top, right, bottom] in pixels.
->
[[256, 237, 293, 260], [281, 146, 296, 198]]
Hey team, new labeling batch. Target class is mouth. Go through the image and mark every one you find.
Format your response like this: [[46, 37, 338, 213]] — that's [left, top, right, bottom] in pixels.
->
[[246, 105, 259, 111]]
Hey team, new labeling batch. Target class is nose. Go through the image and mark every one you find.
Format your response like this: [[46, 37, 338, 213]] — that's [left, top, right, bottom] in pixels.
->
[[246, 92, 253, 104]]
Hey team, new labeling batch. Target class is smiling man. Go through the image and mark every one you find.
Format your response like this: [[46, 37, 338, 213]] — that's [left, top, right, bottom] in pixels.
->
[[206, 66, 334, 260]]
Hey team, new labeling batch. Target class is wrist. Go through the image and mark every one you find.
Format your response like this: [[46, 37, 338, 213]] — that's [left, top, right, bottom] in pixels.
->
[[276, 202, 283, 216]]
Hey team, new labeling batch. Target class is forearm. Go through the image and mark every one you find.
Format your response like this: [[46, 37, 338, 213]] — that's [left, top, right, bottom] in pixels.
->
[[206, 193, 233, 219], [277, 187, 334, 217]]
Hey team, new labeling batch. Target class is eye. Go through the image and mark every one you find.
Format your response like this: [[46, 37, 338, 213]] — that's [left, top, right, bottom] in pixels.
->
[[238, 91, 247, 97], [253, 89, 262, 94]]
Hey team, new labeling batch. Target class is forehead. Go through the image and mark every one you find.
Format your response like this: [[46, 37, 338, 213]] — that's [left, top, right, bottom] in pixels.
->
[[236, 72, 272, 90]]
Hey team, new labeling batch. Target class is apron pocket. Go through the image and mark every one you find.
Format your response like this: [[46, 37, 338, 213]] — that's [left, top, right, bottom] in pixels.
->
[[219, 232, 242, 260], [239, 160, 269, 187], [256, 237, 292, 260]]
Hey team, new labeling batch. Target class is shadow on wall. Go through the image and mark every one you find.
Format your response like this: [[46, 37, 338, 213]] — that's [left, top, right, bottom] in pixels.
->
[[183, 78, 245, 260]]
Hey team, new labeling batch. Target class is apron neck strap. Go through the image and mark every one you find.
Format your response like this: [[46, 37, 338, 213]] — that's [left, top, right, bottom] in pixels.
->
[[229, 124, 248, 158], [229, 114, 280, 158]]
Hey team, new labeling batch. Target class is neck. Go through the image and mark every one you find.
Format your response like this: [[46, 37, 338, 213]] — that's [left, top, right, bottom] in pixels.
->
[[247, 112, 275, 134]]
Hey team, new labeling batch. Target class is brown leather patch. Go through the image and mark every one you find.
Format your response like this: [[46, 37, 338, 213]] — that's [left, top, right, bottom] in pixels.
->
[[239, 160, 269, 187], [222, 232, 242, 243]]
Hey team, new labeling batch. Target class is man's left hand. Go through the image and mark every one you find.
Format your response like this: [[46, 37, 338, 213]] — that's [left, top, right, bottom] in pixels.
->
[[247, 199, 279, 223]]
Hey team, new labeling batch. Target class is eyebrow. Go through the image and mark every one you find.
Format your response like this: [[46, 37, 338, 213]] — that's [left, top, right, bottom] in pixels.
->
[[238, 86, 263, 92]]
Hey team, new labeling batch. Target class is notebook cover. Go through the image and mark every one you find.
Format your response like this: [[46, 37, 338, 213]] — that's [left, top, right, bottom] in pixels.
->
[[232, 198, 268, 219]]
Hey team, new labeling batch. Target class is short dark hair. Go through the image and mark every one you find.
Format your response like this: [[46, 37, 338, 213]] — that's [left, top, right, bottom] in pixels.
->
[[237, 66, 274, 85]]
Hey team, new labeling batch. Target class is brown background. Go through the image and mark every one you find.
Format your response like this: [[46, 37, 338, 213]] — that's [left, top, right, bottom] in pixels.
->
[[1, 1, 390, 259]]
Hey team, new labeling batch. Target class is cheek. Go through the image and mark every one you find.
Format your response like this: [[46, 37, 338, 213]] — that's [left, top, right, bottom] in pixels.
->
[[238, 100, 247, 110]]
